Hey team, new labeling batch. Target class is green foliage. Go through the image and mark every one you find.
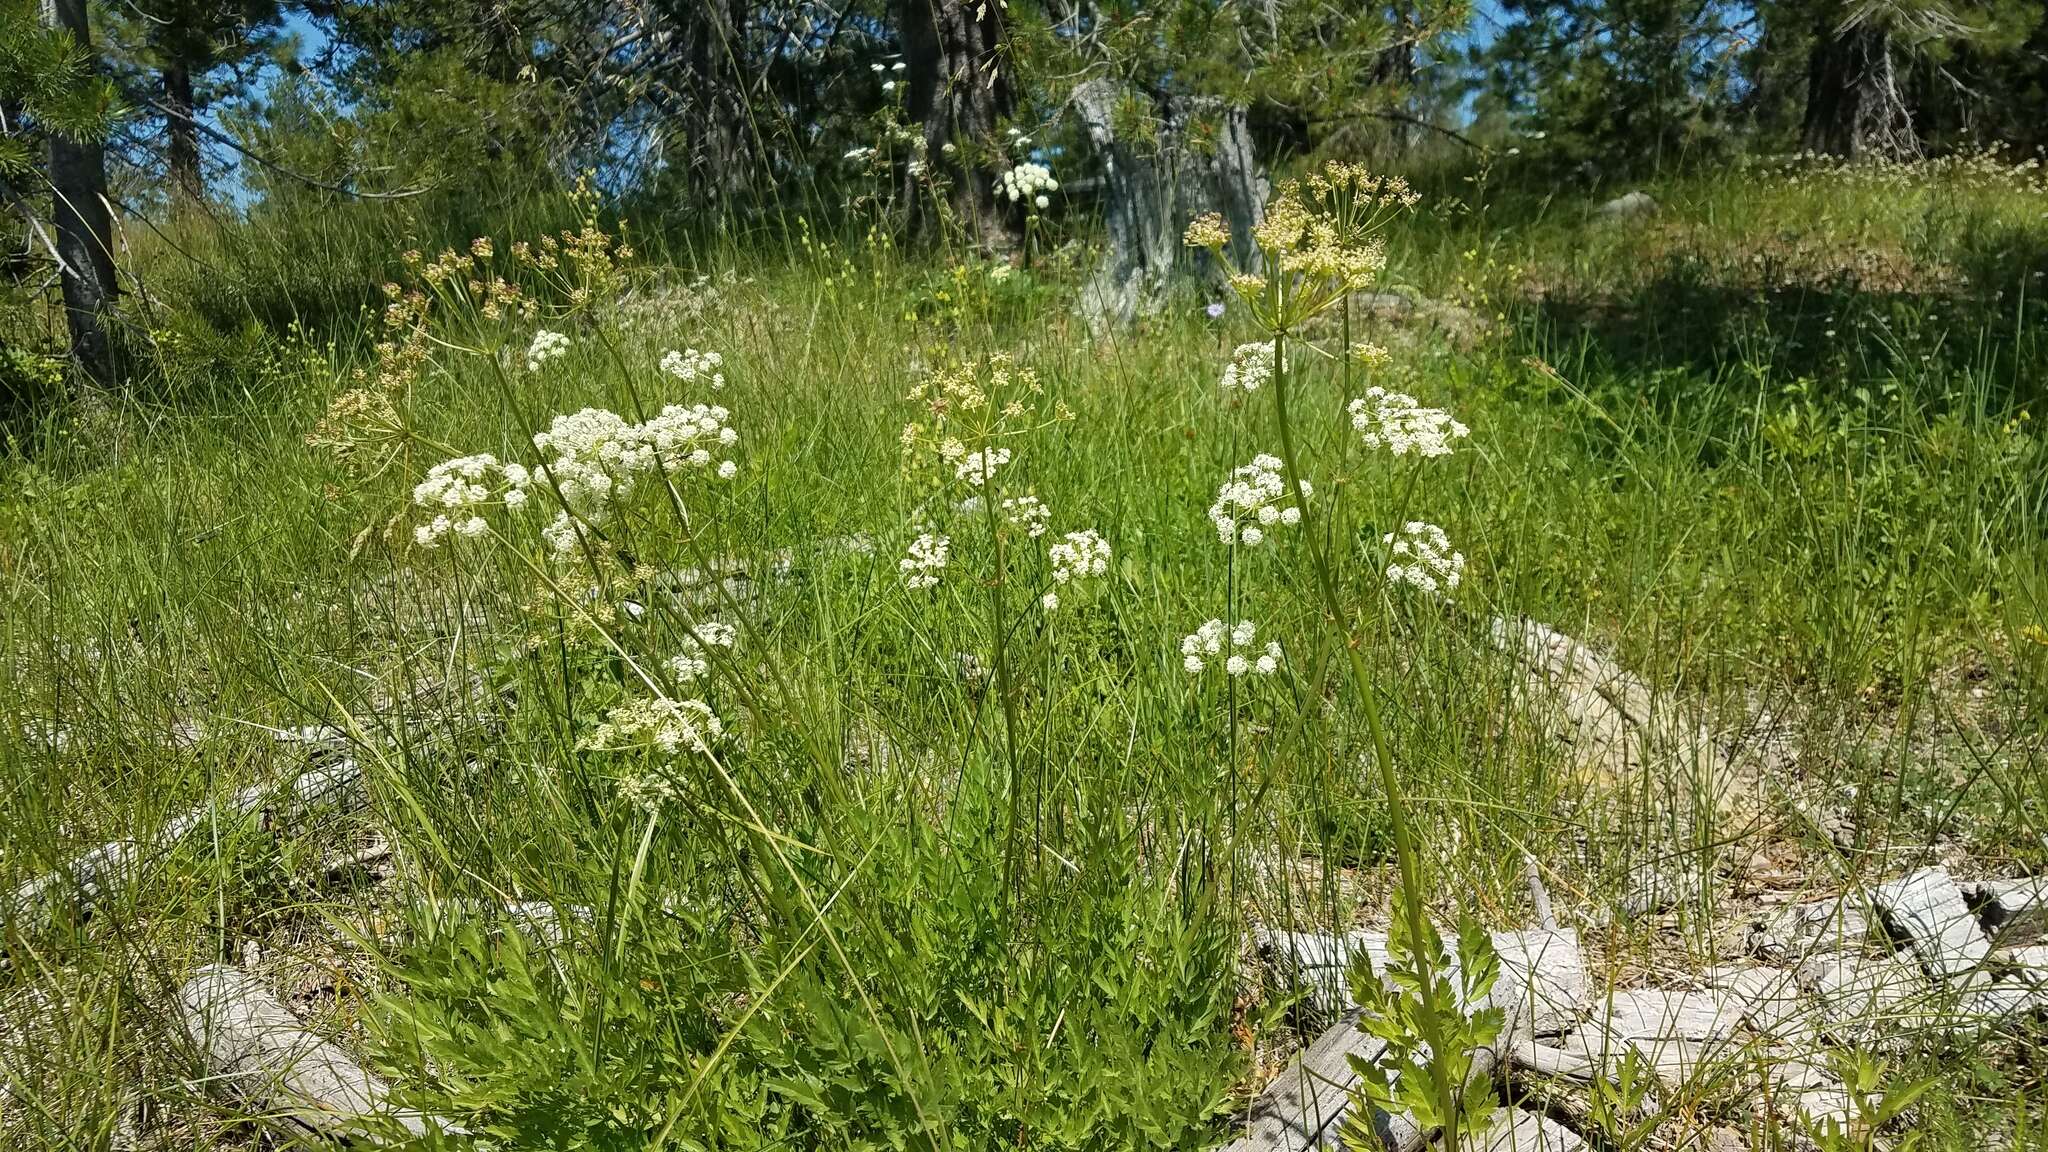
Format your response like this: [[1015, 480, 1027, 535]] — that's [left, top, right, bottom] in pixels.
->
[[1806, 1050, 1940, 1152], [1340, 914, 1505, 1150], [1475, 0, 1738, 174], [0, 0, 118, 180], [1584, 1048, 1661, 1150]]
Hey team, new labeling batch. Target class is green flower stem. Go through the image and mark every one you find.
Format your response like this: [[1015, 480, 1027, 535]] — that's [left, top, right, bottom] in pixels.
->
[[1267, 328, 1461, 1146]]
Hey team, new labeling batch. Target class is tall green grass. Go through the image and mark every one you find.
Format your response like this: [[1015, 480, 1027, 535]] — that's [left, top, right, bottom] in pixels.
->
[[2, 154, 2045, 1149]]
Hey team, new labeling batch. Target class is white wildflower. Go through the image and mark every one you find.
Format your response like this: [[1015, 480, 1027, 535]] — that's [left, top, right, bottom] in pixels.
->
[[1382, 521, 1465, 596], [617, 770, 677, 814], [998, 162, 1057, 203], [659, 348, 726, 389], [541, 510, 582, 556], [582, 696, 722, 759], [1179, 619, 1282, 676], [1208, 454, 1308, 546], [1002, 495, 1051, 538], [667, 620, 739, 683], [1348, 387, 1469, 457], [411, 454, 531, 547], [639, 403, 740, 476], [1046, 529, 1111, 601], [526, 329, 571, 372], [955, 446, 1011, 487], [1221, 341, 1275, 393], [900, 532, 949, 590], [533, 407, 649, 513]]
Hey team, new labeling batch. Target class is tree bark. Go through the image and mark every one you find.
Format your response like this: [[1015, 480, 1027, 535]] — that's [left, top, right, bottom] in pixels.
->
[[898, 0, 1015, 251], [42, 0, 117, 386], [1072, 78, 1268, 329], [1801, 16, 1918, 160], [163, 61, 203, 201], [679, 0, 754, 211]]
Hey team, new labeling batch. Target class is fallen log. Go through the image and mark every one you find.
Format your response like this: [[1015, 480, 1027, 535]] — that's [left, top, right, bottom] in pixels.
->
[[7, 757, 365, 925], [1230, 924, 1584, 1151], [177, 963, 427, 1140]]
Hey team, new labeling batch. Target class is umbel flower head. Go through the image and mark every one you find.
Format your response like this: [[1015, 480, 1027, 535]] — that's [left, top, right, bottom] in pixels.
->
[[412, 454, 531, 546], [1002, 495, 1051, 538], [1043, 528, 1111, 610], [667, 621, 738, 683], [1349, 388, 1470, 457], [1182, 162, 1418, 334], [581, 696, 722, 758], [999, 162, 1058, 206], [1180, 619, 1282, 676], [660, 348, 726, 389], [1209, 454, 1307, 546], [526, 330, 571, 372], [900, 532, 949, 590], [1383, 521, 1465, 596], [1221, 341, 1276, 393], [955, 446, 1012, 487]]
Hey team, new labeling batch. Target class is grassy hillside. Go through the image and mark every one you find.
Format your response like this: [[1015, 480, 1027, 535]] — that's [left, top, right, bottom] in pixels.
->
[[2, 155, 2045, 1149]]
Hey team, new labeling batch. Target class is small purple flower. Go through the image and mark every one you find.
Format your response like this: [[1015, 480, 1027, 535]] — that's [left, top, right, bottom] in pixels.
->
[[1204, 302, 1227, 320]]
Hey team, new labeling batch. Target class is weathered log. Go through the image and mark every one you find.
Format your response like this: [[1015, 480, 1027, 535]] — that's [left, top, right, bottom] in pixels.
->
[[1488, 618, 1736, 822], [1479, 1105, 1588, 1151], [1870, 867, 1990, 985], [177, 964, 427, 1139], [7, 758, 365, 924], [1233, 925, 1583, 1150], [1967, 877, 2048, 945], [1257, 926, 1584, 1039]]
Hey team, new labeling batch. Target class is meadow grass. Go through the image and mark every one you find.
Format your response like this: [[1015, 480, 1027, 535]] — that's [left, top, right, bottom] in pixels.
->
[[1, 155, 2045, 1149]]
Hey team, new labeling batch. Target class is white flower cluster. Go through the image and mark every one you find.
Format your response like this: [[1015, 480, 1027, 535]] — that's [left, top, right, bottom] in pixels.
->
[[1383, 521, 1465, 596], [617, 770, 677, 814], [1002, 495, 1050, 538], [1043, 528, 1111, 610], [581, 696, 722, 758], [534, 407, 650, 511], [1221, 341, 1275, 393], [532, 404, 739, 554], [667, 620, 738, 683], [955, 446, 1011, 487], [900, 532, 949, 590], [659, 348, 726, 389], [1180, 619, 1282, 676], [526, 329, 571, 372], [1348, 387, 1469, 458], [640, 403, 741, 477], [1048, 529, 1110, 584], [1208, 454, 1307, 546], [999, 162, 1058, 209], [412, 454, 531, 546]]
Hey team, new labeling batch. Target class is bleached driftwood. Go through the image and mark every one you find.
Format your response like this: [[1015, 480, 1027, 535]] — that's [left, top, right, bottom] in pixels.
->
[[178, 963, 426, 1139], [1967, 876, 2048, 946], [1488, 617, 1738, 821], [1871, 867, 1991, 984], [1232, 925, 1584, 1151], [1480, 1106, 1588, 1151], [1256, 926, 1585, 1039], [7, 757, 364, 924], [1747, 893, 1877, 963]]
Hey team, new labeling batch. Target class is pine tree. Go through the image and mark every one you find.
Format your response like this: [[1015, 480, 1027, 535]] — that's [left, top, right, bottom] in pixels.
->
[[2, 0, 119, 385]]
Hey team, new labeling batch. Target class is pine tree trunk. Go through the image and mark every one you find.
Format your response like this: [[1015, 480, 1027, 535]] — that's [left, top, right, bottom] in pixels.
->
[[1072, 78, 1268, 329], [163, 61, 202, 202], [1801, 17, 1918, 160], [42, 0, 117, 386], [682, 0, 754, 211], [898, 0, 1015, 251]]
